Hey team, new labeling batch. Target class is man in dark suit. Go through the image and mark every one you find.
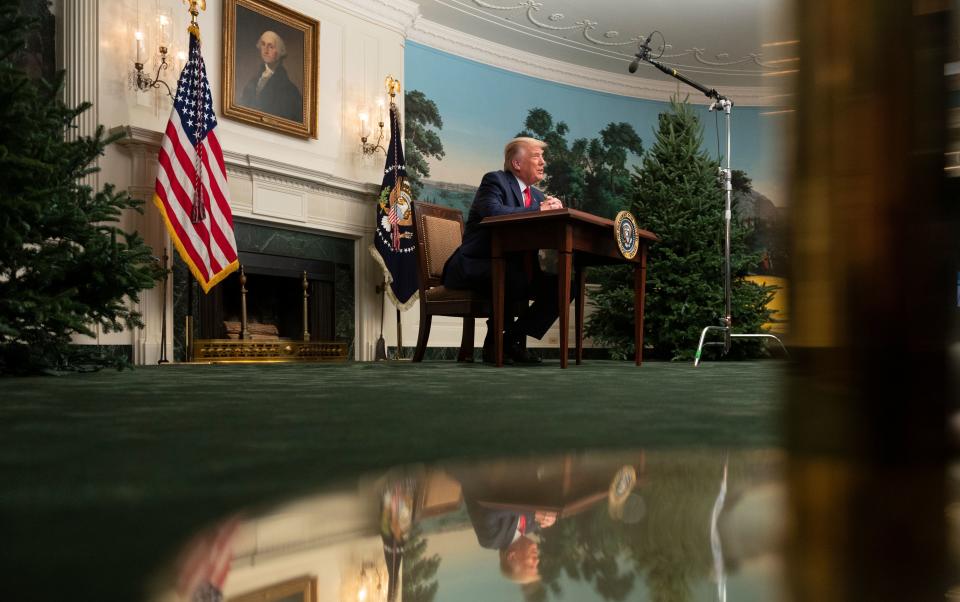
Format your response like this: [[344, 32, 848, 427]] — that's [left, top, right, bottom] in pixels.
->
[[442, 137, 568, 364], [458, 475, 558, 585], [239, 31, 303, 123]]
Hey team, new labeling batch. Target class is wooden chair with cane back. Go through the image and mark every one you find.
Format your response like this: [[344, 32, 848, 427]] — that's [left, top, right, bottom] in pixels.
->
[[411, 201, 490, 362]]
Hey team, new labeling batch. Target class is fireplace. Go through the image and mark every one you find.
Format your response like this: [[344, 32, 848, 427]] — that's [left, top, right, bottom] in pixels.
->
[[173, 221, 354, 362], [198, 251, 336, 341]]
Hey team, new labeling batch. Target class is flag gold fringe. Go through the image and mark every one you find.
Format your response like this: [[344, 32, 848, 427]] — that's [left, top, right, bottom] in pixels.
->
[[153, 193, 238, 294], [368, 243, 419, 311]]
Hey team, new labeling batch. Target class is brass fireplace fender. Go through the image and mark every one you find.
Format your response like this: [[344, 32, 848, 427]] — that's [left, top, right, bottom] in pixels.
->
[[192, 339, 348, 363]]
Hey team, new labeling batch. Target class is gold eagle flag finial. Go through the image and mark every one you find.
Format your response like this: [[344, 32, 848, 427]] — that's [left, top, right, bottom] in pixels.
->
[[183, 0, 206, 39], [384, 76, 401, 104]]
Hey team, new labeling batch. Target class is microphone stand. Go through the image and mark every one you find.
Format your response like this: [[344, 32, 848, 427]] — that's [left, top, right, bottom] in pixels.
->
[[633, 49, 787, 366]]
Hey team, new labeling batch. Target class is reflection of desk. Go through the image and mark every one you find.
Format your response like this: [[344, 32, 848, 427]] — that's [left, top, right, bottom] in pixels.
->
[[456, 451, 647, 519], [481, 209, 658, 368]]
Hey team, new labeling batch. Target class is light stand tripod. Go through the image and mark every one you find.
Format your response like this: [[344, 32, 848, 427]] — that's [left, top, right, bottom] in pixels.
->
[[630, 36, 787, 366]]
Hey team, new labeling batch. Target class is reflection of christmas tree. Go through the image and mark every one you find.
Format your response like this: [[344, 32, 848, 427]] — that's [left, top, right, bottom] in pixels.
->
[[533, 451, 780, 602], [537, 505, 636, 602], [402, 527, 441, 602]]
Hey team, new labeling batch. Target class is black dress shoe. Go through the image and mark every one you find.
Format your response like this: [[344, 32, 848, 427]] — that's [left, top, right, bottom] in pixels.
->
[[510, 346, 542, 364], [482, 346, 513, 365]]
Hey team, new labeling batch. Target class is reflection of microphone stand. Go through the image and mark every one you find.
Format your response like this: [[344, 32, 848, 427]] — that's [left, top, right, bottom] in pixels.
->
[[630, 37, 787, 366], [710, 456, 728, 602]]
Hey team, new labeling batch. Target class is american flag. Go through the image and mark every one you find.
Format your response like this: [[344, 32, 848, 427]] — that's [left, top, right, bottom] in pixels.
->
[[153, 29, 238, 294]]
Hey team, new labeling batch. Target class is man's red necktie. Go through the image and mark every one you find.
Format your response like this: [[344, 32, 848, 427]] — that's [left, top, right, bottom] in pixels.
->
[[518, 514, 527, 535], [524, 187, 532, 208]]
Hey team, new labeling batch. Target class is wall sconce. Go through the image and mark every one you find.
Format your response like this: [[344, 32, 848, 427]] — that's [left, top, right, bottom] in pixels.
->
[[360, 77, 402, 156], [359, 96, 386, 156], [131, 11, 175, 99], [355, 560, 385, 602]]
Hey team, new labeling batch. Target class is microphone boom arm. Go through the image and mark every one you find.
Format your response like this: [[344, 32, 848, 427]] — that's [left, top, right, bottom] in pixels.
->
[[640, 52, 727, 103]]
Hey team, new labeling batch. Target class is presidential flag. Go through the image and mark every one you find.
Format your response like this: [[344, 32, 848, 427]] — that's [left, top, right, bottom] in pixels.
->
[[153, 28, 238, 294], [370, 101, 418, 309]]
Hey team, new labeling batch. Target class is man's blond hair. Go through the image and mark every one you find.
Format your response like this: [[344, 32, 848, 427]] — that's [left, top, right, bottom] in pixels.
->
[[503, 137, 547, 173], [499, 548, 542, 585]]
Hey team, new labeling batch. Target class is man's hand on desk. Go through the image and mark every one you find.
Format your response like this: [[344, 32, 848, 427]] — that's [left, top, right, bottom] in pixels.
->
[[540, 196, 563, 211]]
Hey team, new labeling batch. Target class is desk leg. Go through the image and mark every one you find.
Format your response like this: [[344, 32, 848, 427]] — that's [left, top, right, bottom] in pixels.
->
[[575, 267, 585, 365], [558, 250, 572, 369], [634, 247, 648, 366], [492, 242, 505, 368]]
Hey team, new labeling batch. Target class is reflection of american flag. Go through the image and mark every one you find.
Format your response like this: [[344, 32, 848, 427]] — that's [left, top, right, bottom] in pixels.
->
[[176, 518, 239, 601], [153, 30, 238, 293]]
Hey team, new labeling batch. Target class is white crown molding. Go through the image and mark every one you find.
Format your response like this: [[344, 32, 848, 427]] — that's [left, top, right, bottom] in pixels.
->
[[407, 18, 778, 106], [111, 125, 379, 202], [314, 0, 420, 36]]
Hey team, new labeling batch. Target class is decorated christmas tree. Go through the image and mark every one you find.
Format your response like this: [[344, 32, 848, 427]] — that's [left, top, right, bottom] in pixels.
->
[[0, 1, 162, 374], [586, 97, 772, 360]]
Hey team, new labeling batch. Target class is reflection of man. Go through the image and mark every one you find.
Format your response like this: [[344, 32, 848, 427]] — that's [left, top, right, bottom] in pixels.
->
[[441, 137, 570, 364], [462, 495, 557, 584], [239, 30, 302, 123]]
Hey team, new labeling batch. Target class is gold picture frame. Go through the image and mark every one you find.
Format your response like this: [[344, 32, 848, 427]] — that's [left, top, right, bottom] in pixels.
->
[[222, 0, 318, 139], [228, 575, 318, 602]]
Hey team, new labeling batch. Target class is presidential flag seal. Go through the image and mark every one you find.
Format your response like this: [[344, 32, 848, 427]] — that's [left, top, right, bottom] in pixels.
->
[[614, 211, 640, 260]]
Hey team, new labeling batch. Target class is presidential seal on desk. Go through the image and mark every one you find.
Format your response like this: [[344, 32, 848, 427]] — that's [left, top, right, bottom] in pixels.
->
[[614, 211, 640, 260]]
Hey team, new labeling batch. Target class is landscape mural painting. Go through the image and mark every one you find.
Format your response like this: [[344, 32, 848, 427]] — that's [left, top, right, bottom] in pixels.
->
[[403, 41, 789, 277]]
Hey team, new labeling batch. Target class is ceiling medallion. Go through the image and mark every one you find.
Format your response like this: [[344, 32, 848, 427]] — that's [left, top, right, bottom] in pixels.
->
[[468, 0, 779, 72]]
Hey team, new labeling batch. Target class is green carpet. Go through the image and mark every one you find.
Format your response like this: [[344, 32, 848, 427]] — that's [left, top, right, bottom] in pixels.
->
[[0, 360, 784, 601]]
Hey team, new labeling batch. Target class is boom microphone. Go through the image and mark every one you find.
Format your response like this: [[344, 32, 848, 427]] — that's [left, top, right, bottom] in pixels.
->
[[627, 32, 656, 74]]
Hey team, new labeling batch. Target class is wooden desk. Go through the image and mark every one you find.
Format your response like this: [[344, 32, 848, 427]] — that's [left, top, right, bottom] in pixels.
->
[[481, 208, 658, 368]]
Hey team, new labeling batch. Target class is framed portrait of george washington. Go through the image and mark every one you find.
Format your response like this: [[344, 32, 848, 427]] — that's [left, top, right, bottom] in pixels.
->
[[222, 0, 318, 139], [227, 575, 317, 602]]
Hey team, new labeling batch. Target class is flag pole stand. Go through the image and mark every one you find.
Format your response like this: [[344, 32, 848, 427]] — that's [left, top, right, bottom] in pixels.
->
[[394, 308, 409, 360], [375, 281, 388, 361]]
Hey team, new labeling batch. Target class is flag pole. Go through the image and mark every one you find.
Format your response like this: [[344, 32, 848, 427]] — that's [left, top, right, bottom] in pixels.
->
[[395, 308, 405, 359], [375, 280, 388, 361], [158, 248, 169, 364], [182, 0, 204, 364], [385, 76, 408, 361], [185, 277, 194, 362]]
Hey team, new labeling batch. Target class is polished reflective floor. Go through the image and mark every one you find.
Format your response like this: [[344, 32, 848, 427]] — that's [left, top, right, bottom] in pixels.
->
[[148, 449, 786, 602], [5, 360, 956, 601]]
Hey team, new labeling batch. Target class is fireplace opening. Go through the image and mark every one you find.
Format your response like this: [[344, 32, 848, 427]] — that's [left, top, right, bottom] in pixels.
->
[[197, 251, 336, 342], [222, 273, 307, 340]]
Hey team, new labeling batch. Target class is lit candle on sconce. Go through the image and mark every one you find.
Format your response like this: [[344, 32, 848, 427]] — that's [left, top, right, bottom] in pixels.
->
[[358, 107, 370, 138], [158, 13, 171, 50], [134, 30, 144, 63], [359, 102, 386, 155], [375, 96, 385, 126]]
